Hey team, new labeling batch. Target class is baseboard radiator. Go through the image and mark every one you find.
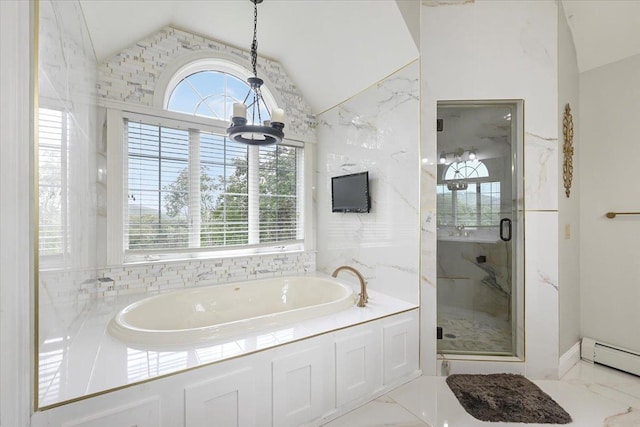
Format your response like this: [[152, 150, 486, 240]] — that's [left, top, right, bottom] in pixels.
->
[[581, 337, 640, 376]]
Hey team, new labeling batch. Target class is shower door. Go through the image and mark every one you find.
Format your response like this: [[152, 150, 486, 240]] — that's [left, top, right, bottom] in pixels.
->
[[436, 100, 523, 357]]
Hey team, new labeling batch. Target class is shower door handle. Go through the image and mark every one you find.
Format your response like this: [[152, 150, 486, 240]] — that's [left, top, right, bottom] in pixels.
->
[[500, 218, 512, 241]]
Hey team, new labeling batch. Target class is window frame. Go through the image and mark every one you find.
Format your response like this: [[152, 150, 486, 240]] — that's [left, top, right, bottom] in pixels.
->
[[158, 58, 280, 118], [437, 159, 501, 228], [437, 180, 501, 228], [105, 58, 310, 265], [105, 107, 308, 265]]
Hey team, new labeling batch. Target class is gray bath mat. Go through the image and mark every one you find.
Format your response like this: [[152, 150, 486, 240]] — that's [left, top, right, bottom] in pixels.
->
[[446, 373, 572, 424]]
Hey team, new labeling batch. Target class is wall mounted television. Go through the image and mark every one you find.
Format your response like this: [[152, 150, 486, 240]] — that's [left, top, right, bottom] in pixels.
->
[[331, 171, 371, 213]]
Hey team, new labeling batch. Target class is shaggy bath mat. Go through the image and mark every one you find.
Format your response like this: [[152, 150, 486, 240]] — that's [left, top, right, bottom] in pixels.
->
[[446, 373, 572, 424]]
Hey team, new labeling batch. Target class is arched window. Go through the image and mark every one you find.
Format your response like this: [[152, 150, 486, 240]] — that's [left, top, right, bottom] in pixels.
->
[[160, 58, 279, 122], [121, 59, 302, 261], [166, 70, 270, 121], [444, 159, 489, 181], [437, 159, 500, 227]]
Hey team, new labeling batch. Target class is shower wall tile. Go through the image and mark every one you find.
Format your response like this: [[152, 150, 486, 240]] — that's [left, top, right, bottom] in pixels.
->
[[97, 26, 316, 142], [316, 61, 420, 305], [421, 0, 559, 376]]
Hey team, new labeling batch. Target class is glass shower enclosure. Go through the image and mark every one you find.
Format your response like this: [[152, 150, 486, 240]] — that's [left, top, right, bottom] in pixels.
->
[[436, 100, 524, 357]]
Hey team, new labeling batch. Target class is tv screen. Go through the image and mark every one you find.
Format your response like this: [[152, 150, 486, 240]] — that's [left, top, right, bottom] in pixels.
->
[[331, 171, 370, 213]]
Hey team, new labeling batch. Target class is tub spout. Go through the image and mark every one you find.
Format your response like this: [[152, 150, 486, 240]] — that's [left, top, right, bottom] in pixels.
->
[[331, 266, 368, 307]]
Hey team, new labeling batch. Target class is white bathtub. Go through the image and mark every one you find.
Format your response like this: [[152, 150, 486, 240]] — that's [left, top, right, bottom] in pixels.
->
[[108, 275, 355, 347]]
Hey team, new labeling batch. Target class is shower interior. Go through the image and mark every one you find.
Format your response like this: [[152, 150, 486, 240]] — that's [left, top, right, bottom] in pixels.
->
[[436, 100, 524, 358]]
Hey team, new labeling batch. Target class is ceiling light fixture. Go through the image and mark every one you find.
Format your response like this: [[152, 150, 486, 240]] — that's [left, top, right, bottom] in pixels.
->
[[439, 149, 479, 165], [228, 0, 285, 146]]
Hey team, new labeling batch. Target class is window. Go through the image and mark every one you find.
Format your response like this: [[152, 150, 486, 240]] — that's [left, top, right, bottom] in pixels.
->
[[121, 67, 302, 258], [444, 159, 488, 181], [437, 160, 500, 227], [167, 71, 269, 121], [38, 107, 69, 258], [125, 117, 302, 254]]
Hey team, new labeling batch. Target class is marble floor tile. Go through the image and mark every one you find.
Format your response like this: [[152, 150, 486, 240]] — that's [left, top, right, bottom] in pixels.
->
[[322, 396, 430, 427], [603, 408, 640, 427], [325, 361, 640, 427]]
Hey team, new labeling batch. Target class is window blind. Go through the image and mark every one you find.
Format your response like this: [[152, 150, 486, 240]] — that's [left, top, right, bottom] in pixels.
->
[[38, 107, 68, 256], [124, 115, 302, 255], [258, 144, 300, 243], [126, 121, 190, 250]]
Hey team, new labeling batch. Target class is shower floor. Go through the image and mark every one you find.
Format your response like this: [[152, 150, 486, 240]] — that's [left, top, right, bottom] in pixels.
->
[[437, 305, 512, 355]]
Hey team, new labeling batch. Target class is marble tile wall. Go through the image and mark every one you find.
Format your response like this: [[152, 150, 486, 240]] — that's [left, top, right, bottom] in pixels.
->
[[420, 0, 560, 377], [97, 26, 316, 142], [40, 251, 315, 302], [315, 61, 420, 305]]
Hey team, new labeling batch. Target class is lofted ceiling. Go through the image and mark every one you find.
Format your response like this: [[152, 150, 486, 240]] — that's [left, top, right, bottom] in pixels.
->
[[561, 0, 640, 72], [79, 1, 639, 114], [79, 0, 419, 114]]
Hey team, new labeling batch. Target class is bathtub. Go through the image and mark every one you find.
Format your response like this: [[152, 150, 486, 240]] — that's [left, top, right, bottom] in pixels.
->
[[108, 275, 355, 347]]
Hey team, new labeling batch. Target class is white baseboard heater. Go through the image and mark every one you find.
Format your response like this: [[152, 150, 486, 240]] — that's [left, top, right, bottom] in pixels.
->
[[581, 337, 640, 377]]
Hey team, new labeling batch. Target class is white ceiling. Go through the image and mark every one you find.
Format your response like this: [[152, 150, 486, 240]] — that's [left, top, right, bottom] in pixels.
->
[[561, 0, 640, 72], [79, 1, 639, 113]]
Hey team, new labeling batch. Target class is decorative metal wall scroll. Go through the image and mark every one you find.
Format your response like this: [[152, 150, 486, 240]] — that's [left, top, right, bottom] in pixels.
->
[[562, 103, 574, 198]]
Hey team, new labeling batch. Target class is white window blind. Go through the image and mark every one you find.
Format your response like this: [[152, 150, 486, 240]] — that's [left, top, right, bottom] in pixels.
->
[[38, 107, 69, 257], [124, 115, 302, 255], [126, 121, 191, 250], [258, 144, 299, 243]]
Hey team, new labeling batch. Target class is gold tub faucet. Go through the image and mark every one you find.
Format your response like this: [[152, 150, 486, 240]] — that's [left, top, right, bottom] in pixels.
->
[[331, 266, 368, 307]]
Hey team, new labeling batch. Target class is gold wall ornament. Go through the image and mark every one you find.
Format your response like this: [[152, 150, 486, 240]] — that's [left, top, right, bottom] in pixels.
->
[[562, 103, 574, 198]]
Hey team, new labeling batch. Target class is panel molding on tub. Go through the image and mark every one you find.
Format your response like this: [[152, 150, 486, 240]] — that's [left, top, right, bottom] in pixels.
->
[[61, 397, 160, 427], [335, 329, 379, 406], [185, 368, 255, 427], [383, 313, 419, 385], [272, 346, 324, 427]]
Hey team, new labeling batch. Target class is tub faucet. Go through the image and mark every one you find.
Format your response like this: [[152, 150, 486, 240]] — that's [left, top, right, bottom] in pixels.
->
[[331, 266, 368, 307]]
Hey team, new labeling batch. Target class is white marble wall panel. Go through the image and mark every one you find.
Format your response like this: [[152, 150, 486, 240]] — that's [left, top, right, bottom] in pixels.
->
[[316, 62, 420, 304], [420, 0, 559, 377], [420, 141, 438, 374], [525, 211, 560, 379], [525, 131, 559, 210]]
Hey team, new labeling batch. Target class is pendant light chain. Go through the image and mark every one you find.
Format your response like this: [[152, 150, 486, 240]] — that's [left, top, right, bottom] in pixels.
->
[[251, 0, 258, 77], [227, 0, 285, 146]]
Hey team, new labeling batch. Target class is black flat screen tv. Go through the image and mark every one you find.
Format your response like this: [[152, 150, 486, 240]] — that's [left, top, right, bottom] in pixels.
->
[[331, 171, 370, 213]]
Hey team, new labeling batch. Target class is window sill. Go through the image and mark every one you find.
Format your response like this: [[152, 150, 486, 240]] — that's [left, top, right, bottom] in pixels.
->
[[122, 242, 306, 266]]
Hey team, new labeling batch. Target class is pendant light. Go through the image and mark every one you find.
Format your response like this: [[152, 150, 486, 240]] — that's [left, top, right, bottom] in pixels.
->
[[227, 0, 285, 145]]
